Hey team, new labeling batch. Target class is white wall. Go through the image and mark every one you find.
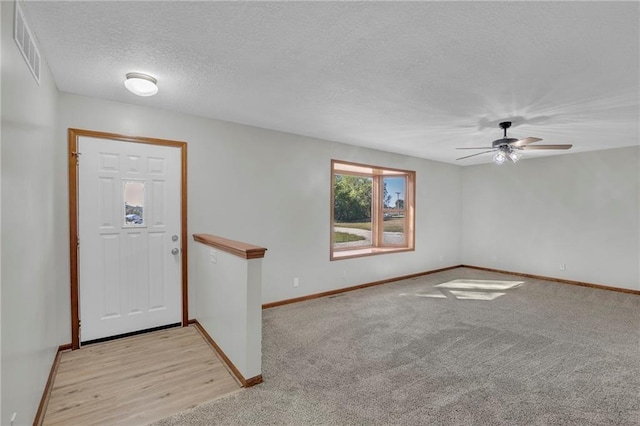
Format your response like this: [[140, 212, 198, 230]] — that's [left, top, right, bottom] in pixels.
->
[[0, 3, 3, 421], [194, 242, 263, 379], [57, 92, 463, 342], [1, 1, 62, 423], [462, 146, 640, 291]]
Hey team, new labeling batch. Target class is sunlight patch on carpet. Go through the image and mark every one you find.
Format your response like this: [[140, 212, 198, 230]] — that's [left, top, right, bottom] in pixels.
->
[[400, 279, 524, 301], [435, 279, 524, 290], [448, 290, 506, 300]]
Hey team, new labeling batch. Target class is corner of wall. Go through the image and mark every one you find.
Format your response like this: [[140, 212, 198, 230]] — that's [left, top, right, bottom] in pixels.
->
[[460, 148, 640, 290], [0, 2, 3, 422]]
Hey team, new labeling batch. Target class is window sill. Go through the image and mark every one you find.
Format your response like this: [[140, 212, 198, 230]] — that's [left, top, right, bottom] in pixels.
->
[[331, 247, 414, 261]]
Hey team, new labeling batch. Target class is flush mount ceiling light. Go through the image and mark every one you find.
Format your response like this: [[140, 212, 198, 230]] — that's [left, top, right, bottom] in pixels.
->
[[124, 72, 158, 97]]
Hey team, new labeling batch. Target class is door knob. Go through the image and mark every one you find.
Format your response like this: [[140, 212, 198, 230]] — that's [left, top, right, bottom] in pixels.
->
[[171, 248, 179, 255]]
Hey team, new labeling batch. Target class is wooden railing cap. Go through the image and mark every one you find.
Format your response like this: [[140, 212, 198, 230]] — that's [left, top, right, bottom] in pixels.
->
[[193, 234, 267, 260]]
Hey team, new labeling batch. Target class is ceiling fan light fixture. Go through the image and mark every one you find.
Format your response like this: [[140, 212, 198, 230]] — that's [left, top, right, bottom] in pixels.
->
[[508, 150, 521, 163], [124, 72, 158, 97], [493, 151, 506, 165]]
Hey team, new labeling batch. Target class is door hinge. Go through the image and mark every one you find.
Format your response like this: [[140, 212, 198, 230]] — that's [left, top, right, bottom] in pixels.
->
[[77, 237, 80, 248], [71, 151, 81, 163]]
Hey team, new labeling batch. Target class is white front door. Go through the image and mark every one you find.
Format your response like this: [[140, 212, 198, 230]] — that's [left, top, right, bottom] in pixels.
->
[[78, 136, 182, 343]]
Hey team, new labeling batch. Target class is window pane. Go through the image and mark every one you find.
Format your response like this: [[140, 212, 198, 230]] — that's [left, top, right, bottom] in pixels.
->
[[333, 174, 373, 249], [383, 216, 405, 245], [382, 176, 405, 246], [383, 176, 405, 210], [124, 180, 145, 226]]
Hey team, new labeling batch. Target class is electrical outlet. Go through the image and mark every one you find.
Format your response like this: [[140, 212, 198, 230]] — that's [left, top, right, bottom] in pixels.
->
[[293, 277, 299, 287], [209, 249, 217, 264], [560, 263, 566, 271]]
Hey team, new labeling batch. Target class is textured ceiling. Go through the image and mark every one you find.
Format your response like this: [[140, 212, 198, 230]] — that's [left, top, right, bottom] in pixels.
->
[[22, 1, 640, 165]]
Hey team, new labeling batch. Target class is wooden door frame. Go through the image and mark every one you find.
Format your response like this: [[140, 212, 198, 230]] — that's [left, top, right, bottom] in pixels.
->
[[68, 128, 188, 350]]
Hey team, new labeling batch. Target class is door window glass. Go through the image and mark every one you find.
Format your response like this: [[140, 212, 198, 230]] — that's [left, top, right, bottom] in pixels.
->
[[123, 180, 145, 226]]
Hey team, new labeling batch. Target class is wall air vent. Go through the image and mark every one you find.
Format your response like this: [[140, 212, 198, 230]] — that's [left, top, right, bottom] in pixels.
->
[[14, 1, 41, 84]]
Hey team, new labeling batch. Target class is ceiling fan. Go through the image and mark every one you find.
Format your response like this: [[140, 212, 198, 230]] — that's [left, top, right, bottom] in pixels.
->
[[456, 121, 572, 164]]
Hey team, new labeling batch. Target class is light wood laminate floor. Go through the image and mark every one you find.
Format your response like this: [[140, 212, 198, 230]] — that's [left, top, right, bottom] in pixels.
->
[[43, 325, 241, 425]]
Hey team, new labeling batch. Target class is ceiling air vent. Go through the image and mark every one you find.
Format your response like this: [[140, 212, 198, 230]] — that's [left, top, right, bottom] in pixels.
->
[[14, 1, 41, 84]]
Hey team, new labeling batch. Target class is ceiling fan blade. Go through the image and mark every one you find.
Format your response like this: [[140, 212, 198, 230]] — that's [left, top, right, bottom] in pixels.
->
[[456, 147, 494, 150], [520, 144, 573, 150], [456, 149, 497, 160], [510, 137, 543, 147]]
